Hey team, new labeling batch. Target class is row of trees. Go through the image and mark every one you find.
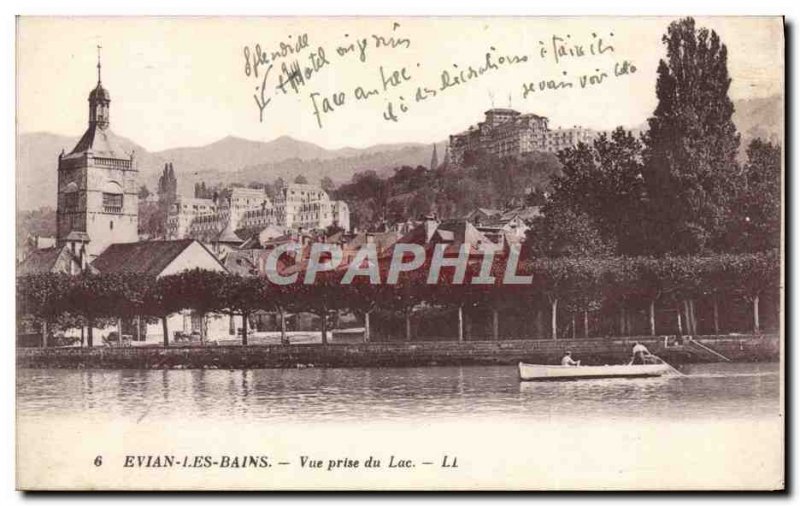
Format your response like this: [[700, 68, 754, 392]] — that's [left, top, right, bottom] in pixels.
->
[[18, 251, 779, 347]]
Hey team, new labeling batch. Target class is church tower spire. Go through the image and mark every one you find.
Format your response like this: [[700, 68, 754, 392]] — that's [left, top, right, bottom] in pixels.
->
[[97, 44, 102, 84], [430, 143, 439, 170], [88, 45, 110, 129]]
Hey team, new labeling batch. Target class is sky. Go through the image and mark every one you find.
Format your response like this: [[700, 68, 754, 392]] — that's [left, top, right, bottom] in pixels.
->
[[16, 16, 783, 152]]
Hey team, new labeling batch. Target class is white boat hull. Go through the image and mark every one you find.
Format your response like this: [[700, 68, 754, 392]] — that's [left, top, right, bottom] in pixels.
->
[[518, 362, 671, 381]]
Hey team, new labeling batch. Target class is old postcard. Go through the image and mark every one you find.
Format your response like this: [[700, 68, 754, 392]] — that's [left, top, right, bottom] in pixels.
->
[[15, 16, 784, 490]]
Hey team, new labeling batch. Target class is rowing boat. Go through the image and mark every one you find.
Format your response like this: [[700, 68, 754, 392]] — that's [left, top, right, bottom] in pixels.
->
[[518, 362, 671, 381]]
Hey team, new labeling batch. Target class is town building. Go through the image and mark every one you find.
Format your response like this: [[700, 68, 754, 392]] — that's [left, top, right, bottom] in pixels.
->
[[273, 183, 350, 232], [465, 205, 541, 245], [56, 56, 139, 264], [448, 108, 598, 165], [17, 235, 56, 264], [430, 220, 505, 257], [378, 215, 504, 263], [90, 239, 243, 344], [91, 238, 226, 278], [17, 245, 82, 276], [166, 182, 350, 244], [238, 224, 288, 249], [165, 196, 220, 240], [211, 221, 244, 257], [165, 187, 275, 241]]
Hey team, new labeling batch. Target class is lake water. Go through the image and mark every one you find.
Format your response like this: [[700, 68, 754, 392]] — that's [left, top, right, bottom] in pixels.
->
[[17, 362, 780, 424]]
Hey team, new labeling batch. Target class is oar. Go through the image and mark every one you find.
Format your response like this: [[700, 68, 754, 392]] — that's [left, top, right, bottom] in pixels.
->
[[652, 354, 684, 376]]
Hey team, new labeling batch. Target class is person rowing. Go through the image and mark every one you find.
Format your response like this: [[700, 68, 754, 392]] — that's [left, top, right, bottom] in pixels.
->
[[561, 351, 581, 367], [631, 342, 653, 364]]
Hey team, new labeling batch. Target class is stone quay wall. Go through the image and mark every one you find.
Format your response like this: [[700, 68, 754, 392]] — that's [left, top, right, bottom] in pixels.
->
[[17, 334, 779, 370]]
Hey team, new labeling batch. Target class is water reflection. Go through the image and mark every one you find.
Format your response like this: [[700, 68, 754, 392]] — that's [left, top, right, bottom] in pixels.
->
[[17, 363, 779, 424]]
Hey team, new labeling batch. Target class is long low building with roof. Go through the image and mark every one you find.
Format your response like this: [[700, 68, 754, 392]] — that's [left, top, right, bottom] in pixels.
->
[[89, 239, 250, 345]]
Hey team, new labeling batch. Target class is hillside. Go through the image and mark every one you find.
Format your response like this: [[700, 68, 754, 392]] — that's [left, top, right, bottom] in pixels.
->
[[16, 132, 156, 211], [733, 95, 784, 148]]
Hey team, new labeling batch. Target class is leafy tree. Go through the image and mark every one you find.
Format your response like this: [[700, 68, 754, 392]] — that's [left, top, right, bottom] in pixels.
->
[[138, 200, 165, 238], [145, 275, 186, 346], [334, 170, 389, 230], [17, 273, 73, 347], [407, 186, 436, 219], [695, 254, 738, 335], [520, 258, 572, 339], [385, 269, 427, 341], [194, 181, 208, 198], [256, 277, 295, 345], [642, 17, 741, 255], [528, 130, 646, 257], [217, 275, 264, 345], [590, 130, 648, 254], [726, 250, 780, 333], [66, 273, 132, 346], [320, 176, 336, 192], [524, 201, 614, 259], [726, 140, 782, 252], [338, 280, 395, 343], [17, 207, 57, 246], [294, 174, 309, 184], [157, 163, 178, 235], [631, 257, 666, 336], [287, 271, 343, 344], [566, 258, 608, 338], [324, 223, 345, 237], [161, 269, 227, 343], [336, 152, 561, 231]]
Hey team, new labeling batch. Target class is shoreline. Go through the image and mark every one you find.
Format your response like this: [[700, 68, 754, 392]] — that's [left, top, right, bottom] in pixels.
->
[[17, 334, 779, 370]]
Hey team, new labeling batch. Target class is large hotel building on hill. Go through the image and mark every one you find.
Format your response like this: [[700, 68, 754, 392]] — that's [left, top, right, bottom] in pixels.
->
[[448, 108, 598, 165]]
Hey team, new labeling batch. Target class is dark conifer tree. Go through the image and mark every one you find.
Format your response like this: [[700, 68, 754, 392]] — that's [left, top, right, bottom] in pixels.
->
[[643, 17, 741, 255]]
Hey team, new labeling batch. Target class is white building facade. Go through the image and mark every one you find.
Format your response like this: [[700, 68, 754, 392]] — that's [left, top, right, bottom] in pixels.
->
[[448, 108, 599, 165], [167, 183, 350, 240]]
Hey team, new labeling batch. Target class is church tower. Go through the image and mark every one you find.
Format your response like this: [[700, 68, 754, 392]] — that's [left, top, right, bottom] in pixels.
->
[[56, 49, 139, 263]]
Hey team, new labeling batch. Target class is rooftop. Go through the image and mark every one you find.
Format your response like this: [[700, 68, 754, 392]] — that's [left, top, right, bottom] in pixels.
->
[[88, 81, 111, 102], [17, 246, 80, 276], [91, 239, 203, 276], [64, 124, 131, 160], [485, 108, 521, 115]]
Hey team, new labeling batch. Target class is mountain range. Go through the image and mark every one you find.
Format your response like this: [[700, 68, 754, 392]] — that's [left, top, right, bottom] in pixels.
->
[[16, 132, 445, 211], [16, 95, 782, 211]]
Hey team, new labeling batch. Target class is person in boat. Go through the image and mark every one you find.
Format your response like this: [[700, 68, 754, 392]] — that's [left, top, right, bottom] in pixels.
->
[[561, 351, 580, 367], [631, 342, 652, 364]]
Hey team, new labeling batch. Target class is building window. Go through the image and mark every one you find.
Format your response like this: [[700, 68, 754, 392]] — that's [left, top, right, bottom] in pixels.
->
[[103, 192, 123, 213], [64, 193, 78, 212]]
